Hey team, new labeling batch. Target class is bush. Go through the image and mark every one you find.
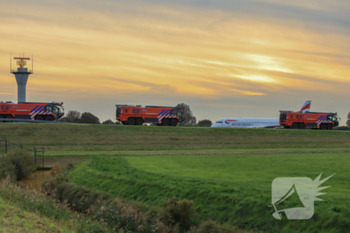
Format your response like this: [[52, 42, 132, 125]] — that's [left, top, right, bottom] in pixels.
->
[[79, 112, 100, 124], [61, 110, 81, 123], [0, 157, 16, 182], [197, 120, 212, 127], [93, 198, 155, 232], [158, 196, 198, 232], [2, 149, 35, 181], [195, 219, 221, 233], [102, 119, 114, 124]]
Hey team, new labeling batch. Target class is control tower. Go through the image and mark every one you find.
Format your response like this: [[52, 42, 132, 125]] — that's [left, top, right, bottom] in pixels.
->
[[10, 56, 33, 103]]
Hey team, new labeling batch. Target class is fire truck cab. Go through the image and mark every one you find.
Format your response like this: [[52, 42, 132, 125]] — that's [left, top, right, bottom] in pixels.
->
[[280, 111, 339, 130], [116, 105, 185, 126]]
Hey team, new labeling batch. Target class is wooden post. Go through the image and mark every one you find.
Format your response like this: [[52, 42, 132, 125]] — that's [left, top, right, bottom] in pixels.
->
[[34, 147, 37, 166], [42, 147, 44, 168]]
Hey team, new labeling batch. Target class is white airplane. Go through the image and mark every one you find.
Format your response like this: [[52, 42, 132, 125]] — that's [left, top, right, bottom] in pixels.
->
[[211, 101, 311, 128]]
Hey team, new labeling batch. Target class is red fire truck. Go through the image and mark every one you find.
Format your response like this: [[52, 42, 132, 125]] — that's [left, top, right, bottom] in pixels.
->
[[0, 101, 64, 121], [116, 105, 185, 126], [279, 111, 339, 130]]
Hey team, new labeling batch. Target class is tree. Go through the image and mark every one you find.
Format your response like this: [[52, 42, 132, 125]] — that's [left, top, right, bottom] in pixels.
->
[[102, 119, 114, 124], [60, 110, 81, 123], [79, 112, 100, 124], [176, 103, 196, 126], [197, 119, 212, 127], [347, 112, 350, 128]]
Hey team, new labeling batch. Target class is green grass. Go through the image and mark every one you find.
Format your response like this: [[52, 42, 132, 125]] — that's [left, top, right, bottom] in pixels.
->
[[2, 123, 350, 232], [69, 151, 350, 233], [0, 181, 108, 232], [1, 124, 350, 153], [0, 197, 74, 233]]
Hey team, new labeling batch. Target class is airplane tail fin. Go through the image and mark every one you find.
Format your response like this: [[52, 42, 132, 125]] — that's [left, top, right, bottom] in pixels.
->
[[300, 100, 311, 113]]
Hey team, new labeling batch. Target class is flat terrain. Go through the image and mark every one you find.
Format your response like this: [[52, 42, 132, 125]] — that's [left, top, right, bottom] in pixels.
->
[[1, 123, 350, 232], [1, 124, 350, 153]]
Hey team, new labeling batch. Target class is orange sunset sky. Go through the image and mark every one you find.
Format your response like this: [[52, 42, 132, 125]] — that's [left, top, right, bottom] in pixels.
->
[[1, 0, 350, 123]]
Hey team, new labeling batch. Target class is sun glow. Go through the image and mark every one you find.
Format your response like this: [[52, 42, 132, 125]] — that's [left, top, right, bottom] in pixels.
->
[[1, 1, 350, 122], [233, 75, 276, 83], [248, 54, 292, 73]]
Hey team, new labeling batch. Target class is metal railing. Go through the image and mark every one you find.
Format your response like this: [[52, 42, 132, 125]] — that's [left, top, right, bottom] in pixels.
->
[[0, 118, 72, 124]]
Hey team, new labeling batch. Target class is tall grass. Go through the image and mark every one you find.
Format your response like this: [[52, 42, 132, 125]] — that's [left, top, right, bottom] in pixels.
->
[[0, 178, 108, 232]]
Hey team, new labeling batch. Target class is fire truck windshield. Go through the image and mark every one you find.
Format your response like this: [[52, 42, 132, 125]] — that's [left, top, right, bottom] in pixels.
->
[[328, 115, 338, 122], [53, 106, 64, 119], [177, 111, 185, 122], [328, 115, 339, 126]]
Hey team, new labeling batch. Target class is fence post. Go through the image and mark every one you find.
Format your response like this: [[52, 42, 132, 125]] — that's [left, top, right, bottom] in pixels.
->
[[42, 147, 44, 168], [34, 147, 37, 166]]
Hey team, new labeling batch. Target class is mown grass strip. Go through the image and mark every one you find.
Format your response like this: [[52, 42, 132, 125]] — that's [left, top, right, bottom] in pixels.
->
[[45, 148, 350, 157]]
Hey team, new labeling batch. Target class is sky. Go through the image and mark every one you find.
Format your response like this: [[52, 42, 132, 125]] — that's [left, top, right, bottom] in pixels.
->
[[0, 0, 350, 124]]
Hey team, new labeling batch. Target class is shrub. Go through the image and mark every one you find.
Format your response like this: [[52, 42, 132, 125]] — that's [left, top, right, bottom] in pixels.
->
[[158, 196, 198, 232], [0, 157, 16, 182], [93, 198, 155, 232], [197, 120, 212, 127], [79, 112, 100, 124], [196, 219, 221, 233], [2, 149, 35, 180]]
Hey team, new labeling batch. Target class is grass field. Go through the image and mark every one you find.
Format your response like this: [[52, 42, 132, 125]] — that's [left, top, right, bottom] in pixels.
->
[[1, 124, 350, 152], [69, 151, 350, 232], [1, 123, 350, 232]]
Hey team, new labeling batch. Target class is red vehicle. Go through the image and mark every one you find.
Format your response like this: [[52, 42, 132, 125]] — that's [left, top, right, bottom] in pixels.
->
[[280, 111, 339, 130], [0, 101, 64, 121], [116, 105, 185, 126]]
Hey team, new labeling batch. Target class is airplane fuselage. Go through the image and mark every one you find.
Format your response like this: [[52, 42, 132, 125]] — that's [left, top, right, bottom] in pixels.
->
[[211, 118, 280, 128]]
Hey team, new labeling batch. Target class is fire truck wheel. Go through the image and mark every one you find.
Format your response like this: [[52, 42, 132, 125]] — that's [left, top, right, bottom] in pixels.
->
[[292, 123, 299, 129], [36, 116, 44, 121], [127, 118, 136, 125], [5, 115, 13, 122], [170, 119, 178, 126], [45, 116, 54, 121], [136, 118, 144, 125], [327, 124, 333, 130], [162, 119, 170, 126], [299, 123, 306, 129], [320, 124, 327, 130]]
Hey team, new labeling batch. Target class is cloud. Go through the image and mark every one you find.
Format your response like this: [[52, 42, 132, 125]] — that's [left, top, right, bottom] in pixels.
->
[[0, 0, 349, 122]]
